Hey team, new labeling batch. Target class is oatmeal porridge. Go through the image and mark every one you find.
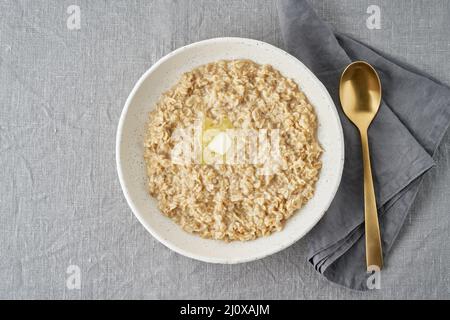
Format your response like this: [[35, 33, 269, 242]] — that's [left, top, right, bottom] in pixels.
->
[[144, 59, 322, 241]]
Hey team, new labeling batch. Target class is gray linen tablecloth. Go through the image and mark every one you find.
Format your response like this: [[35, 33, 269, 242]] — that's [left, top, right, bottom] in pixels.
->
[[0, 0, 449, 298]]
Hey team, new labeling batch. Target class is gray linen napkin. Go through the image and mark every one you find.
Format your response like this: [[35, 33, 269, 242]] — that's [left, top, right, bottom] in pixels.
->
[[277, 0, 450, 290]]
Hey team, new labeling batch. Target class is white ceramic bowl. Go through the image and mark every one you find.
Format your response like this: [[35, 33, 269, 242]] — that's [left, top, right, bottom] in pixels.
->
[[116, 37, 344, 263]]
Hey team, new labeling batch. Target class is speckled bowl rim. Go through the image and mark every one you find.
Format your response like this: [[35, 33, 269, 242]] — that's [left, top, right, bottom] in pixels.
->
[[116, 37, 344, 264]]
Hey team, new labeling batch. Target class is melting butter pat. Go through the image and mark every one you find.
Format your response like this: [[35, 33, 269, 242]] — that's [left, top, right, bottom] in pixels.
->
[[206, 131, 232, 155]]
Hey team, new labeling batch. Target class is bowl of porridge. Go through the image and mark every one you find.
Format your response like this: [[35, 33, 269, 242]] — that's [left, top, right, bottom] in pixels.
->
[[116, 38, 344, 263]]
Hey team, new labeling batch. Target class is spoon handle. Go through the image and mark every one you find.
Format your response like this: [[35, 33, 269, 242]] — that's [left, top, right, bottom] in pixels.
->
[[360, 130, 383, 270]]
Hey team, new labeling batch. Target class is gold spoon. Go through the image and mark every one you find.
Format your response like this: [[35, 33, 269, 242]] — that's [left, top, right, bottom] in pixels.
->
[[339, 61, 383, 270]]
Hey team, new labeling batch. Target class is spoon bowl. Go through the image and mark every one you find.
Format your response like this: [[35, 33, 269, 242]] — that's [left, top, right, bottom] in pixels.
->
[[340, 61, 382, 128]]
